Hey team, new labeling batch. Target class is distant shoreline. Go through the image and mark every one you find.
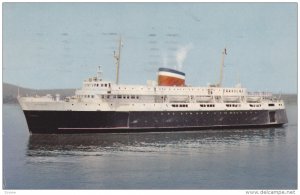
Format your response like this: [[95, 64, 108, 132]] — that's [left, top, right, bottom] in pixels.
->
[[3, 82, 76, 104]]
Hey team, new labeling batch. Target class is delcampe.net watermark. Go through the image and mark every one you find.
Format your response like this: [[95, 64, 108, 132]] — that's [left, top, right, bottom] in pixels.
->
[[246, 190, 296, 195]]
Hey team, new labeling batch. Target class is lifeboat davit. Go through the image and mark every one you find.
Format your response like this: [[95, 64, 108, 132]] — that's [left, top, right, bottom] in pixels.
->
[[157, 67, 185, 86]]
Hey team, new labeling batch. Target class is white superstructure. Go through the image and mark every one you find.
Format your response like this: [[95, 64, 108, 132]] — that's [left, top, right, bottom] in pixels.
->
[[19, 66, 285, 112]]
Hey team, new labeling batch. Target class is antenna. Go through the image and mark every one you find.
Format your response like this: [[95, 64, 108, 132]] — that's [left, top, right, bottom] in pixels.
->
[[114, 36, 123, 84], [218, 48, 227, 87], [97, 65, 102, 81]]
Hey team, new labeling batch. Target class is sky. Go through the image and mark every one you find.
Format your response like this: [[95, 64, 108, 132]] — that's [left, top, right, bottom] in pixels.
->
[[3, 3, 297, 93]]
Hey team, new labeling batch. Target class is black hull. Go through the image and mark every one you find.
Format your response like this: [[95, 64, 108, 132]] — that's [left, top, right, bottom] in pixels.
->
[[23, 109, 288, 134]]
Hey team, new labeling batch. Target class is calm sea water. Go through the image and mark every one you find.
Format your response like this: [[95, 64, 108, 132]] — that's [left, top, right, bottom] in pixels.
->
[[3, 102, 297, 189]]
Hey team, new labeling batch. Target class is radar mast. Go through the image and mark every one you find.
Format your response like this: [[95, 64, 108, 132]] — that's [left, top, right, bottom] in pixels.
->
[[114, 36, 123, 84]]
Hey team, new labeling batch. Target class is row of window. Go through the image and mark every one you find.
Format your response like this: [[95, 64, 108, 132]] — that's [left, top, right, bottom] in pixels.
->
[[78, 95, 94, 98], [160, 111, 258, 115], [200, 104, 215, 107], [113, 87, 244, 93], [250, 104, 262, 107], [171, 104, 188, 108], [226, 104, 241, 107], [224, 89, 243, 93], [171, 104, 216, 108], [78, 94, 141, 99], [117, 87, 212, 91], [101, 95, 140, 100], [84, 83, 111, 88]]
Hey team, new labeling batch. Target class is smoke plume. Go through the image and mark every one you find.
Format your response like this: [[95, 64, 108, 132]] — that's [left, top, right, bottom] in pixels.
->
[[176, 44, 193, 70]]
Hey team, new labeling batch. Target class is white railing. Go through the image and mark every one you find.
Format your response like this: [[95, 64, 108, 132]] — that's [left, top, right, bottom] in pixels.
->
[[247, 92, 273, 97]]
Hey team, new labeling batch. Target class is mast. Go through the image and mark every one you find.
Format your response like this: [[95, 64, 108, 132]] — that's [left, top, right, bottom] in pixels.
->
[[114, 36, 122, 85], [218, 48, 227, 87]]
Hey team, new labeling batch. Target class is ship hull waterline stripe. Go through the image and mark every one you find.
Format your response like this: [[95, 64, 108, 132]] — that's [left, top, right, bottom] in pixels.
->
[[58, 123, 285, 130]]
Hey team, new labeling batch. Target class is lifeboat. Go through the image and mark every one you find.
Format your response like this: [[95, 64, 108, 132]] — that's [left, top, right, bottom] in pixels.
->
[[158, 67, 185, 86], [196, 96, 213, 103], [223, 96, 240, 102], [168, 95, 189, 103], [247, 96, 261, 102]]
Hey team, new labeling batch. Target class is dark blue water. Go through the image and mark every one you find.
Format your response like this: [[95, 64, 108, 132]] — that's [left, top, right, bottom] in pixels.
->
[[3, 102, 297, 189]]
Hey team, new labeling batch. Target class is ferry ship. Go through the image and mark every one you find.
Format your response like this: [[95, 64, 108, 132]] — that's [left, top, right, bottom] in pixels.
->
[[18, 39, 288, 134]]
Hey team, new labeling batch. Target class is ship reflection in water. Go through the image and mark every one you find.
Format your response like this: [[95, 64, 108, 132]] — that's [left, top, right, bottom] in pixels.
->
[[27, 128, 286, 157]]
